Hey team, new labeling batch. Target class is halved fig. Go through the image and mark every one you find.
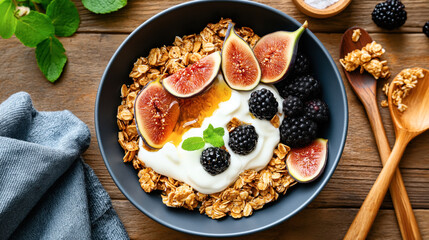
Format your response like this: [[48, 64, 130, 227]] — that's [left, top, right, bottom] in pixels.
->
[[254, 21, 308, 84], [286, 138, 327, 183], [162, 51, 221, 98], [221, 23, 261, 91], [134, 80, 180, 149]]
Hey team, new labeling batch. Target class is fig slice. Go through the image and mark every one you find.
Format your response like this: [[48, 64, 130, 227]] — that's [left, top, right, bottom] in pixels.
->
[[221, 23, 261, 91], [254, 21, 308, 84], [286, 138, 327, 183], [162, 51, 221, 98], [134, 80, 180, 149]]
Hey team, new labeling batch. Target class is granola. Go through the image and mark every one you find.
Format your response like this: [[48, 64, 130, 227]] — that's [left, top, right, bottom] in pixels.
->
[[382, 68, 425, 112], [340, 41, 390, 80], [118, 19, 297, 219], [352, 29, 361, 42]]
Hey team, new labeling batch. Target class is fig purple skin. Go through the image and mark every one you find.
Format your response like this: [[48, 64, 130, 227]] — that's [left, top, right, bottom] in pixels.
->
[[162, 51, 221, 98], [134, 80, 180, 149], [253, 21, 308, 84], [221, 22, 261, 91], [286, 138, 328, 183]]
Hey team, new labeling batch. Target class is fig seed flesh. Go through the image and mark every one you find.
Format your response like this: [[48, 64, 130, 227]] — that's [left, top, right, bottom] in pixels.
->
[[286, 138, 327, 183], [162, 51, 221, 98], [254, 21, 308, 84], [135, 81, 180, 149], [221, 23, 261, 91]]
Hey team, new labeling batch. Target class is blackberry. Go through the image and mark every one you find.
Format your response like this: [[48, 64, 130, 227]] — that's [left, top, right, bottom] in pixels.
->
[[280, 75, 321, 100], [200, 147, 231, 176], [283, 96, 304, 117], [424, 21, 429, 37], [280, 116, 317, 148], [291, 52, 311, 76], [274, 78, 292, 94], [228, 125, 258, 155], [274, 53, 310, 91], [372, 0, 407, 30], [305, 99, 329, 123], [248, 88, 279, 120]]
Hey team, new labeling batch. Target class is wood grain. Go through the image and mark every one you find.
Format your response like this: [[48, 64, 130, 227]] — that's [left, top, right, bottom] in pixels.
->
[[1, 16, 429, 238], [341, 27, 421, 240], [0, 33, 428, 205], [72, 0, 429, 34], [112, 199, 429, 240], [345, 132, 415, 240]]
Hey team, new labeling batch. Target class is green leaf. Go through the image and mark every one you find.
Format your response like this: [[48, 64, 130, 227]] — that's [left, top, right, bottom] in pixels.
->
[[81, 0, 127, 14], [182, 137, 205, 151], [204, 134, 224, 148], [213, 127, 224, 136], [203, 124, 225, 148], [15, 11, 54, 47], [203, 124, 214, 139], [0, 0, 17, 39], [35, 36, 67, 82], [46, 0, 80, 37]]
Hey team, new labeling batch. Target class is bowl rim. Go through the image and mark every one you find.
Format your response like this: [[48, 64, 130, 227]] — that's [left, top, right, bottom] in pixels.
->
[[95, 0, 348, 237]]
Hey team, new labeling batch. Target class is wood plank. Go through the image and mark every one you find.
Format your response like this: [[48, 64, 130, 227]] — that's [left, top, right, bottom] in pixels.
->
[[0, 33, 428, 208], [112, 199, 429, 240], [73, 0, 429, 34]]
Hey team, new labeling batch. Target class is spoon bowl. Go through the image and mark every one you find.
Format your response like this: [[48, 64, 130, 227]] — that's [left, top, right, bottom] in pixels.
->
[[340, 27, 422, 240], [340, 27, 374, 96], [345, 68, 429, 239], [388, 68, 429, 134]]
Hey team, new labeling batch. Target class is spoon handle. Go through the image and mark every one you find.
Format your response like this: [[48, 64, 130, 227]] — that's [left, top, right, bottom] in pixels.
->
[[344, 132, 413, 240], [362, 98, 421, 240]]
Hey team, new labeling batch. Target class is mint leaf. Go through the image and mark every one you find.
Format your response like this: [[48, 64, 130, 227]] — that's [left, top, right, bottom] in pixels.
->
[[46, 0, 80, 37], [213, 127, 224, 136], [204, 134, 224, 148], [15, 11, 54, 47], [182, 137, 205, 151], [203, 124, 225, 148], [0, 0, 17, 39], [203, 124, 215, 139], [36, 36, 67, 82], [81, 0, 127, 14]]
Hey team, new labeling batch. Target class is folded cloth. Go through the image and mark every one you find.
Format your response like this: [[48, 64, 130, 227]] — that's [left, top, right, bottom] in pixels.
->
[[0, 92, 129, 240]]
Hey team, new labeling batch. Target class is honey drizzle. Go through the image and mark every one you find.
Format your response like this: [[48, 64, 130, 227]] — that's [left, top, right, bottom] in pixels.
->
[[167, 78, 232, 146]]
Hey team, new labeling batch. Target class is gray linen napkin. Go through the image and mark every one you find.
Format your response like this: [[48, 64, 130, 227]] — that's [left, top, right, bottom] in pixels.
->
[[0, 92, 129, 240]]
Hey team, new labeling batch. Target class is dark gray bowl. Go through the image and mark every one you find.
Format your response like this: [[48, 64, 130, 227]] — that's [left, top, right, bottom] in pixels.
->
[[95, 0, 348, 237]]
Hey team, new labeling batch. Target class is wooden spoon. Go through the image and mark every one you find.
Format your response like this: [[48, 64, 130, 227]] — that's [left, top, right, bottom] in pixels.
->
[[340, 27, 422, 240], [344, 68, 429, 240]]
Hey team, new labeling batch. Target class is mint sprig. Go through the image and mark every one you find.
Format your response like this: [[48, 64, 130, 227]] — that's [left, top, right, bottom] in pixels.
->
[[182, 124, 225, 151], [0, 0, 127, 82], [82, 0, 127, 14], [182, 137, 205, 151], [0, 0, 17, 39], [15, 11, 54, 47], [36, 36, 67, 82], [46, 0, 80, 37], [203, 124, 225, 148]]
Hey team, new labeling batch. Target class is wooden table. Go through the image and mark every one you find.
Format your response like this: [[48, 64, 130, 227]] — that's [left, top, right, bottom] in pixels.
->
[[1, 0, 428, 239]]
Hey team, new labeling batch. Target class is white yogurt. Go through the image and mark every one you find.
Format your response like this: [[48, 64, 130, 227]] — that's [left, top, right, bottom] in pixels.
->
[[138, 81, 283, 194]]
